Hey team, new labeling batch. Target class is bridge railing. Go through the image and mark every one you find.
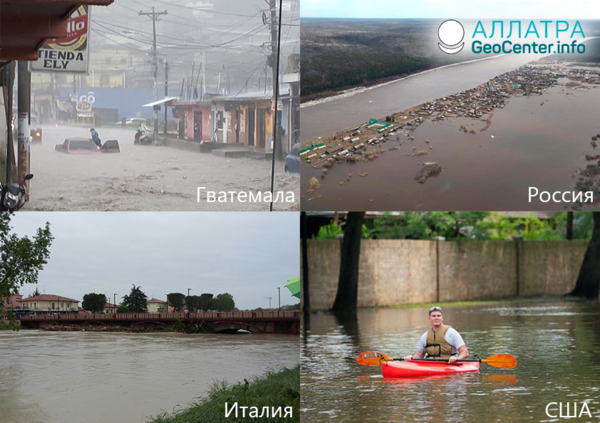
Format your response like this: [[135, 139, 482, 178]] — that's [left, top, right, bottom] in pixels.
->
[[17, 310, 300, 321]]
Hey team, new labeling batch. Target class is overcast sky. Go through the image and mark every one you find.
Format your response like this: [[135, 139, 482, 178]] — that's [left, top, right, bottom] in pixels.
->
[[8, 213, 299, 310], [301, 0, 599, 19]]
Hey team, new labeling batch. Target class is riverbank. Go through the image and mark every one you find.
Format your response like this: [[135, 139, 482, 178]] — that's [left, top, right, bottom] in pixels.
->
[[149, 365, 300, 423]]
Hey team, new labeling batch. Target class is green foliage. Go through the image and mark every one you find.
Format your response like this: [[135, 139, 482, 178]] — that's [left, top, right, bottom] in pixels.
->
[[186, 295, 201, 311], [213, 292, 235, 311], [362, 212, 594, 241], [167, 293, 185, 311], [122, 284, 148, 312], [28, 287, 41, 298], [198, 293, 214, 311], [149, 365, 300, 423], [82, 293, 108, 312], [0, 213, 53, 329], [314, 221, 369, 239], [117, 305, 129, 313]]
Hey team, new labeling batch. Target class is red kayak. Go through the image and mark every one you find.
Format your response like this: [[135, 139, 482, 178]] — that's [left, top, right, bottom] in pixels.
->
[[381, 359, 480, 378]]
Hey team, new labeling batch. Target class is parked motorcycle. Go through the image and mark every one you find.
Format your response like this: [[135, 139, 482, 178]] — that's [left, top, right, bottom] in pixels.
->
[[1, 174, 33, 212]]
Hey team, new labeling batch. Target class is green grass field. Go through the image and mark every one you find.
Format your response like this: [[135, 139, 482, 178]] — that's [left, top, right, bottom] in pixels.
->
[[148, 365, 300, 423]]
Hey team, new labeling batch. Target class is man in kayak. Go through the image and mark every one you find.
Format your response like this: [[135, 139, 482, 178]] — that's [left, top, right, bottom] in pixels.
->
[[403, 306, 469, 364]]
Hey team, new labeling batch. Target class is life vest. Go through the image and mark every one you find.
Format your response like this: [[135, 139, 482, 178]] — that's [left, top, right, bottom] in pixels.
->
[[425, 325, 453, 358]]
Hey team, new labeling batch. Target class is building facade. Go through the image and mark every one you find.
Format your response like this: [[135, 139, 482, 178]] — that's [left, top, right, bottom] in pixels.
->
[[20, 295, 79, 315]]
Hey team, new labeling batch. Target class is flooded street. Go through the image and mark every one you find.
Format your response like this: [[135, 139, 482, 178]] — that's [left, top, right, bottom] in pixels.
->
[[301, 302, 600, 422], [27, 125, 298, 211], [302, 79, 600, 210], [0, 331, 299, 423]]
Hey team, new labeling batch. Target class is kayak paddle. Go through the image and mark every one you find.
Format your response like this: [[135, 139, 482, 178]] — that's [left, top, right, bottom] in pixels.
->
[[357, 351, 517, 369]]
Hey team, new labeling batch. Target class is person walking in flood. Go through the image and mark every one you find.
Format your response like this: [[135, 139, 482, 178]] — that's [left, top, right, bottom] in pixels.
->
[[90, 128, 101, 148], [403, 306, 469, 363]]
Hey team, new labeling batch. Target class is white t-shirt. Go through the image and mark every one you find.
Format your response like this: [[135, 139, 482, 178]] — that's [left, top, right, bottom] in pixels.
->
[[417, 327, 465, 355]]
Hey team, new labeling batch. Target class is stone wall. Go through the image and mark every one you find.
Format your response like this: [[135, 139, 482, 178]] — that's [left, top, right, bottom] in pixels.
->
[[303, 239, 588, 310]]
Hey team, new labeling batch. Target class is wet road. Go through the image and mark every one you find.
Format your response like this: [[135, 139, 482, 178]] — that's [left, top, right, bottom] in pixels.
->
[[0, 331, 299, 423], [26, 125, 298, 211], [301, 302, 600, 422]]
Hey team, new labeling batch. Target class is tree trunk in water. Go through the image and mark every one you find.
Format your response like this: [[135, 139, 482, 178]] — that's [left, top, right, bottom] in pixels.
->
[[330, 212, 365, 313], [569, 212, 600, 299]]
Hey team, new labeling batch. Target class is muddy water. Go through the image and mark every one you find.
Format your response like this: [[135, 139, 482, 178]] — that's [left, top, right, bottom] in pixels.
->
[[301, 54, 538, 141], [301, 302, 600, 422], [302, 80, 600, 210], [27, 125, 298, 211], [0, 331, 298, 423]]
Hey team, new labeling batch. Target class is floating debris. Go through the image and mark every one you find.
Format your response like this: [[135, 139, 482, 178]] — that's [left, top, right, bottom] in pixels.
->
[[308, 177, 321, 193], [411, 149, 429, 157], [585, 155, 600, 161], [359, 172, 369, 177], [415, 162, 443, 184]]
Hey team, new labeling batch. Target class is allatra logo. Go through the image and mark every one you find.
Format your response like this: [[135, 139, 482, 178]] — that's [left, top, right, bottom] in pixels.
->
[[438, 20, 465, 54]]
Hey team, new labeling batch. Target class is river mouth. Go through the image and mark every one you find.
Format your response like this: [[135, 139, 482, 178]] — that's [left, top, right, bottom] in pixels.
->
[[302, 77, 600, 211], [301, 301, 600, 422]]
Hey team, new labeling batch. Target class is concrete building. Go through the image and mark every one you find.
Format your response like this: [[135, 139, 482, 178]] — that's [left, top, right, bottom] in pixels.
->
[[2, 295, 23, 311], [103, 303, 118, 314], [147, 298, 168, 313], [20, 295, 79, 315]]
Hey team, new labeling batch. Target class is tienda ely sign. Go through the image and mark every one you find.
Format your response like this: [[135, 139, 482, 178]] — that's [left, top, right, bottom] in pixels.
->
[[30, 6, 91, 73]]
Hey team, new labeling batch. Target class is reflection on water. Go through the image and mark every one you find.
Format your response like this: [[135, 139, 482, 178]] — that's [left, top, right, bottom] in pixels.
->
[[301, 303, 600, 422], [0, 331, 299, 423]]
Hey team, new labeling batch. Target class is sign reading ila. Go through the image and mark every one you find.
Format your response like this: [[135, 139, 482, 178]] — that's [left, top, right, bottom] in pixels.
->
[[29, 6, 90, 73]]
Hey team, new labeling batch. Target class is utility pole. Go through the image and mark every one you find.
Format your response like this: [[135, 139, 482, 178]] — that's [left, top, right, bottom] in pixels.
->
[[139, 7, 167, 142], [269, 0, 283, 160], [17, 61, 31, 193], [201, 53, 206, 97], [268, 0, 284, 211], [164, 60, 168, 138], [277, 287, 280, 310], [265, 297, 273, 309]]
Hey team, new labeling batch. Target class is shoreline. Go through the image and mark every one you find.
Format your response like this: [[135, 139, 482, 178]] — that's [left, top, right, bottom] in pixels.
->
[[148, 365, 300, 423], [301, 59, 600, 184], [301, 54, 506, 109]]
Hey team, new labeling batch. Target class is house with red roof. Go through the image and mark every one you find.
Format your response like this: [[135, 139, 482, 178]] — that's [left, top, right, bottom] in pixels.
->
[[20, 295, 79, 315]]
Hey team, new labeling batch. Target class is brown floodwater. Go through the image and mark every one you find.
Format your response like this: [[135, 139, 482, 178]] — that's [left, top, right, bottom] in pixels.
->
[[301, 302, 600, 422], [301, 79, 600, 211], [0, 331, 298, 423]]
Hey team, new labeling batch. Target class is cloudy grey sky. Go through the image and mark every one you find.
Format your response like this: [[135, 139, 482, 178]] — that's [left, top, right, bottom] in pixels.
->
[[301, 0, 598, 19], [8, 212, 299, 310]]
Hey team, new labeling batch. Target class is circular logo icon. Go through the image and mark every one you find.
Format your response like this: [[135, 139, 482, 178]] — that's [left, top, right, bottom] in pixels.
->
[[438, 20, 465, 54]]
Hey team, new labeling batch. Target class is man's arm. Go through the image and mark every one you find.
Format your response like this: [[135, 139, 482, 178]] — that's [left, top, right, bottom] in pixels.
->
[[403, 351, 424, 361], [448, 345, 469, 363]]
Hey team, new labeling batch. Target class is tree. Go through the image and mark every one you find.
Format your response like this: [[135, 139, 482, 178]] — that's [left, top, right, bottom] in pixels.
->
[[331, 212, 365, 313], [198, 293, 214, 311], [117, 305, 129, 313], [82, 293, 107, 312], [29, 287, 41, 298], [122, 285, 148, 312], [185, 295, 201, 311], [569, 212, 600, 299], [0, 213, 53, 328], [167, 293, 185, 311], [213, 292, 235, 311]]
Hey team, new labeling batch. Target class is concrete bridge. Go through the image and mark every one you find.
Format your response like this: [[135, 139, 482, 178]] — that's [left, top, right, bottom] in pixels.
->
[[18, 311, 300, 334]]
